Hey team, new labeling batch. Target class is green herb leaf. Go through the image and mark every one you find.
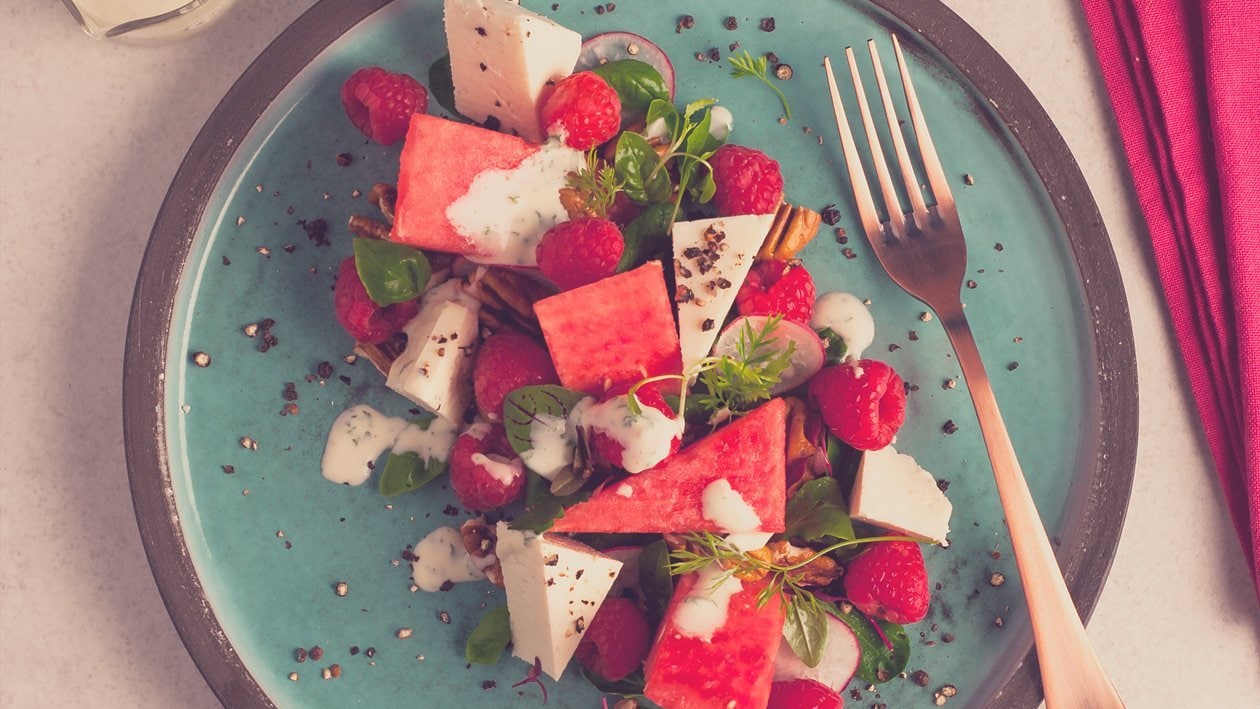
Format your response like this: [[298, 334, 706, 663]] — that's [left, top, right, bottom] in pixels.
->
[[615, 131, 672, 204], [639, 539, 675, 623], [617, 202, 675, 272], [465, 606, 512, 664], [509, 471, 592, 533], [783, 599, 830, 668], [591, 59, 670, 121], [684, 108, 723, 157], [502, 385, 587, 460], [427, 54, 467, 121], [352, 239, 431, 306], [565, 148, 624, 218], [832, 607, 911, 683], [783, 477, 856, 542], [580, 666, 646, 698], [816, 327, 849, 366], [684, 97, 719, 119], [827, 433, 863, 499], [727, 50, 792, 119], [646, 99, 682, 144]]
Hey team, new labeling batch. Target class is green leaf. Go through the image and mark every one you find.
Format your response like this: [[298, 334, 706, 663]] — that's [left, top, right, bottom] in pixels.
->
[[590, 59, 670, 121], [427, 54, 468, 120], [509, 471, 591, 533], [783, 477, 855, 542], [646, 99, 682, 144], [783, 601, 830, 668], [378, 451, 447, 496], [684, 97, 718, 119], [832, 607, 910, 684], [638, 539, 675, 623], [352, 239, 431, 306], [827, 433, 863, 499], [617, 202, 675, 272], [684, 108, 723, 158], [816, 327, 849, 366], [465, 606, 511, 664], [502, 385, 587, 459], [581, 666, 646, 698], [693, 169, 717, 204], [615, 131, 672, 205]]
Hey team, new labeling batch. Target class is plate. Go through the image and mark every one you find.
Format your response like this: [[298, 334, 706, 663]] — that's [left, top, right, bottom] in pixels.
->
[[123, 0, 1137, 706]]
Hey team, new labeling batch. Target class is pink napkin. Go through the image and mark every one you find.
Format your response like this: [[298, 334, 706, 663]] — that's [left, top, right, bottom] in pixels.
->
[[1081, 0, 1260, 600]]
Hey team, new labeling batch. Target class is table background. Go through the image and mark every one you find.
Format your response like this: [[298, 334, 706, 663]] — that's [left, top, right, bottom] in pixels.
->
[[1, 1, 1257, 706]]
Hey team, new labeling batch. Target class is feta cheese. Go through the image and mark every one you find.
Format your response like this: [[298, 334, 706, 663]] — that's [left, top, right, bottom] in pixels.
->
[[386, 283, 482, 421], [444, 0, 581, 142], [495, 522, 623, 679], [671, 213, 776, 372], [849, 446, 952, 543]]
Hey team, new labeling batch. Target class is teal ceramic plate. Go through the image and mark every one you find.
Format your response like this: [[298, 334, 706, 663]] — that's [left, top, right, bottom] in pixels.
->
[[124, 1, 1136, 706]]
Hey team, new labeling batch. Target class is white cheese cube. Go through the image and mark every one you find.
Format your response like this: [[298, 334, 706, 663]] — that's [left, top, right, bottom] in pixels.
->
[[444, 0, 581, 142], [671, 213, 776, 372], [386, 298, 480, 422], [850, 446, 953, 543], [495, 522, 623, 680]]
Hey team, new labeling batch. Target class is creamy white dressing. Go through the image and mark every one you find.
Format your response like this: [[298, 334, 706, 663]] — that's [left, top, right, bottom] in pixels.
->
[[674, 563, 743, 642], [471, 452, 524, 485], [572, 395, 683, 474], [811, 291, 876, 360], [724, 531, 773, 553], [708, 105, 734, 141], [520, 412, 574, 480], [644, 117, 669, 142], [446, 140, 583, 267], [615, 482, 634, 498], [410, 526, 495, 592], [321, 405, 410, 486], [393, 415, 460, 461], [701, 479, 762, 532]]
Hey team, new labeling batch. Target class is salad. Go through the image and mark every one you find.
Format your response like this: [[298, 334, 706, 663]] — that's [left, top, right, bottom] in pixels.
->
[[318, 1, 953, 707]]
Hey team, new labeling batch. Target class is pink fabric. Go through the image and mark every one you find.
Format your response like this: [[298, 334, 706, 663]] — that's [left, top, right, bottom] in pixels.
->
[[1081, 0, 1260, 600]]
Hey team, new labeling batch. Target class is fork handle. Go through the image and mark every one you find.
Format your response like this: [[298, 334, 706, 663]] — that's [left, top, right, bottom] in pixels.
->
[[937, 300, 1124, 709]]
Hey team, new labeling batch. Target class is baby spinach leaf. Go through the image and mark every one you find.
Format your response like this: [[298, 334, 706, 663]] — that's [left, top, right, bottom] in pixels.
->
[[509, 471, 591, 533], [831, 607, 910, 684], [816, 327, 849, 365], [378, 451, 447, 497], [581, 667, 646, 698], [502, 385, 586, 459], [646, 98, 682, 144], [465, 606, 511, 664], [590, 59, 669, 120], [615, 131, 671, 205], [783, 600, 830, 668], [352, 238, 431, 306], [639, 539, 675, 623], [617, 202, 675, 272], [783, 477, 855, 542], [427, 54, 470, 121]]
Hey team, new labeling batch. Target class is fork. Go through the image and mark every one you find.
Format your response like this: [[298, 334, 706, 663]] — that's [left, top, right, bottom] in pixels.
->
[[822, 38, 1124, 708]]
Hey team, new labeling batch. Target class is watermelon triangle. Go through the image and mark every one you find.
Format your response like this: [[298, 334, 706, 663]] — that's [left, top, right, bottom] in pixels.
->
[[552, 398, 786, 533]]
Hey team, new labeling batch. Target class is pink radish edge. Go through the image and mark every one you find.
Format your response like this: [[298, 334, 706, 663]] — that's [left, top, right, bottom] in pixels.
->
[[714, 316, 826, 394]]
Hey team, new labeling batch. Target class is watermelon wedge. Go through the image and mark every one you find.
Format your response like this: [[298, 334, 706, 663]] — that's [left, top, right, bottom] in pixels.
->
[[534, 261, 683, 395], [644, 569, 785, 709], [552, 398, 786, 533]]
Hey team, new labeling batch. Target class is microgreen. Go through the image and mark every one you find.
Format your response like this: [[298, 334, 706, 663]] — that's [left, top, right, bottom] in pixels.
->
[[565, 148, 624, 218], [728, 50, 792, 119]]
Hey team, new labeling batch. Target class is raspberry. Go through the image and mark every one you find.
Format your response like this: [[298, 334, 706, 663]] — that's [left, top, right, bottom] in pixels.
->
[[473, 331, 560, 422], [709, 144, 785, 216], [449, 423, 526, 510], [540, 71, 622, 149], [735, 260, 816, 324], [340, 67, 429, 146], [573, 597, 651, 681], [807, 361, 906, 451], [768, 679, 845, 709], [333, 256, 419, 344], [843, 541, 930, 624], [535, 217, 624, 290], [588, 383, 680, 473]]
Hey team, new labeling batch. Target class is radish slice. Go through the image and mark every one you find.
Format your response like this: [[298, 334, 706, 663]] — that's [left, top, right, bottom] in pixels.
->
[[577, 32, 675, 98], [773, 614, 861, 691], [713, 316, 826, 394]]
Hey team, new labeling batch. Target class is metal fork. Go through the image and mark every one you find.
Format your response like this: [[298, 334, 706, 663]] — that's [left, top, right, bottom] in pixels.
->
[[822, 38, 1123, 708]]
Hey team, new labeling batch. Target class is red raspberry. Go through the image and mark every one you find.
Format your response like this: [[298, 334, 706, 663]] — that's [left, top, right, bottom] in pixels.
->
[[709, 144, 785, 216], [843, 541, 930, 624], [769, 679, 845, 709], [535, 217, 624, 290], [473, 331, 560, 422], [573, 597, 651, 681], [449, 424, 526, 510], [540, 71, 622, 149], [735, 260, 816, 324], [807, 361, 906, 451], [340, 67, 428, 146], [333, 256, 419, 344], [589, 383, 680, 472]]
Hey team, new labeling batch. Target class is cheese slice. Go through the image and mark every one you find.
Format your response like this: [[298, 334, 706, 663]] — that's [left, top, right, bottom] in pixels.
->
[[671, 213, 776, 372], [386, 282, 482, 422], [495, 522, 623, 680], [444, 0, 581, 142], [850, 445, 953, 543]]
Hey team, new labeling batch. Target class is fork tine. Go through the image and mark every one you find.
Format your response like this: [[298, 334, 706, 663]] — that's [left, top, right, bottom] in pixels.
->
[[822, 56, 882, 245], [868, 39, 929, 223], [892, 34, 956, 220], [844, 47, 906, 239]]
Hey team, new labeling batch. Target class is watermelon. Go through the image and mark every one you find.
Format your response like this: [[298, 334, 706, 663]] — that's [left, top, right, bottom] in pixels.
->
[[533, 261, 683, 395], [552, 398, 786, 533], [644, 570, 785, 709], [391, 113, 537, 255]]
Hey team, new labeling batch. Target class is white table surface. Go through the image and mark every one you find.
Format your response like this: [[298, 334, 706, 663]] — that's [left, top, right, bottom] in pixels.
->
[[2, 1, 1257, 707]]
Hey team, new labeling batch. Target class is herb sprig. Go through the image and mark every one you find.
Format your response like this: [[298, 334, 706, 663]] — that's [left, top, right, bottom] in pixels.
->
[[565, 148, 624, 218], [728, 50, 792, 119]]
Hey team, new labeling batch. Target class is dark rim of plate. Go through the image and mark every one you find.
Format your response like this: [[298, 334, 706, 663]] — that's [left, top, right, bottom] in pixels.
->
[[122, 1, 1138, 707]]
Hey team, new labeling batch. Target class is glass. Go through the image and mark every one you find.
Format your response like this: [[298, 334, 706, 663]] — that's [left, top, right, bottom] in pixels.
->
[[61, 0, 238, 44]]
